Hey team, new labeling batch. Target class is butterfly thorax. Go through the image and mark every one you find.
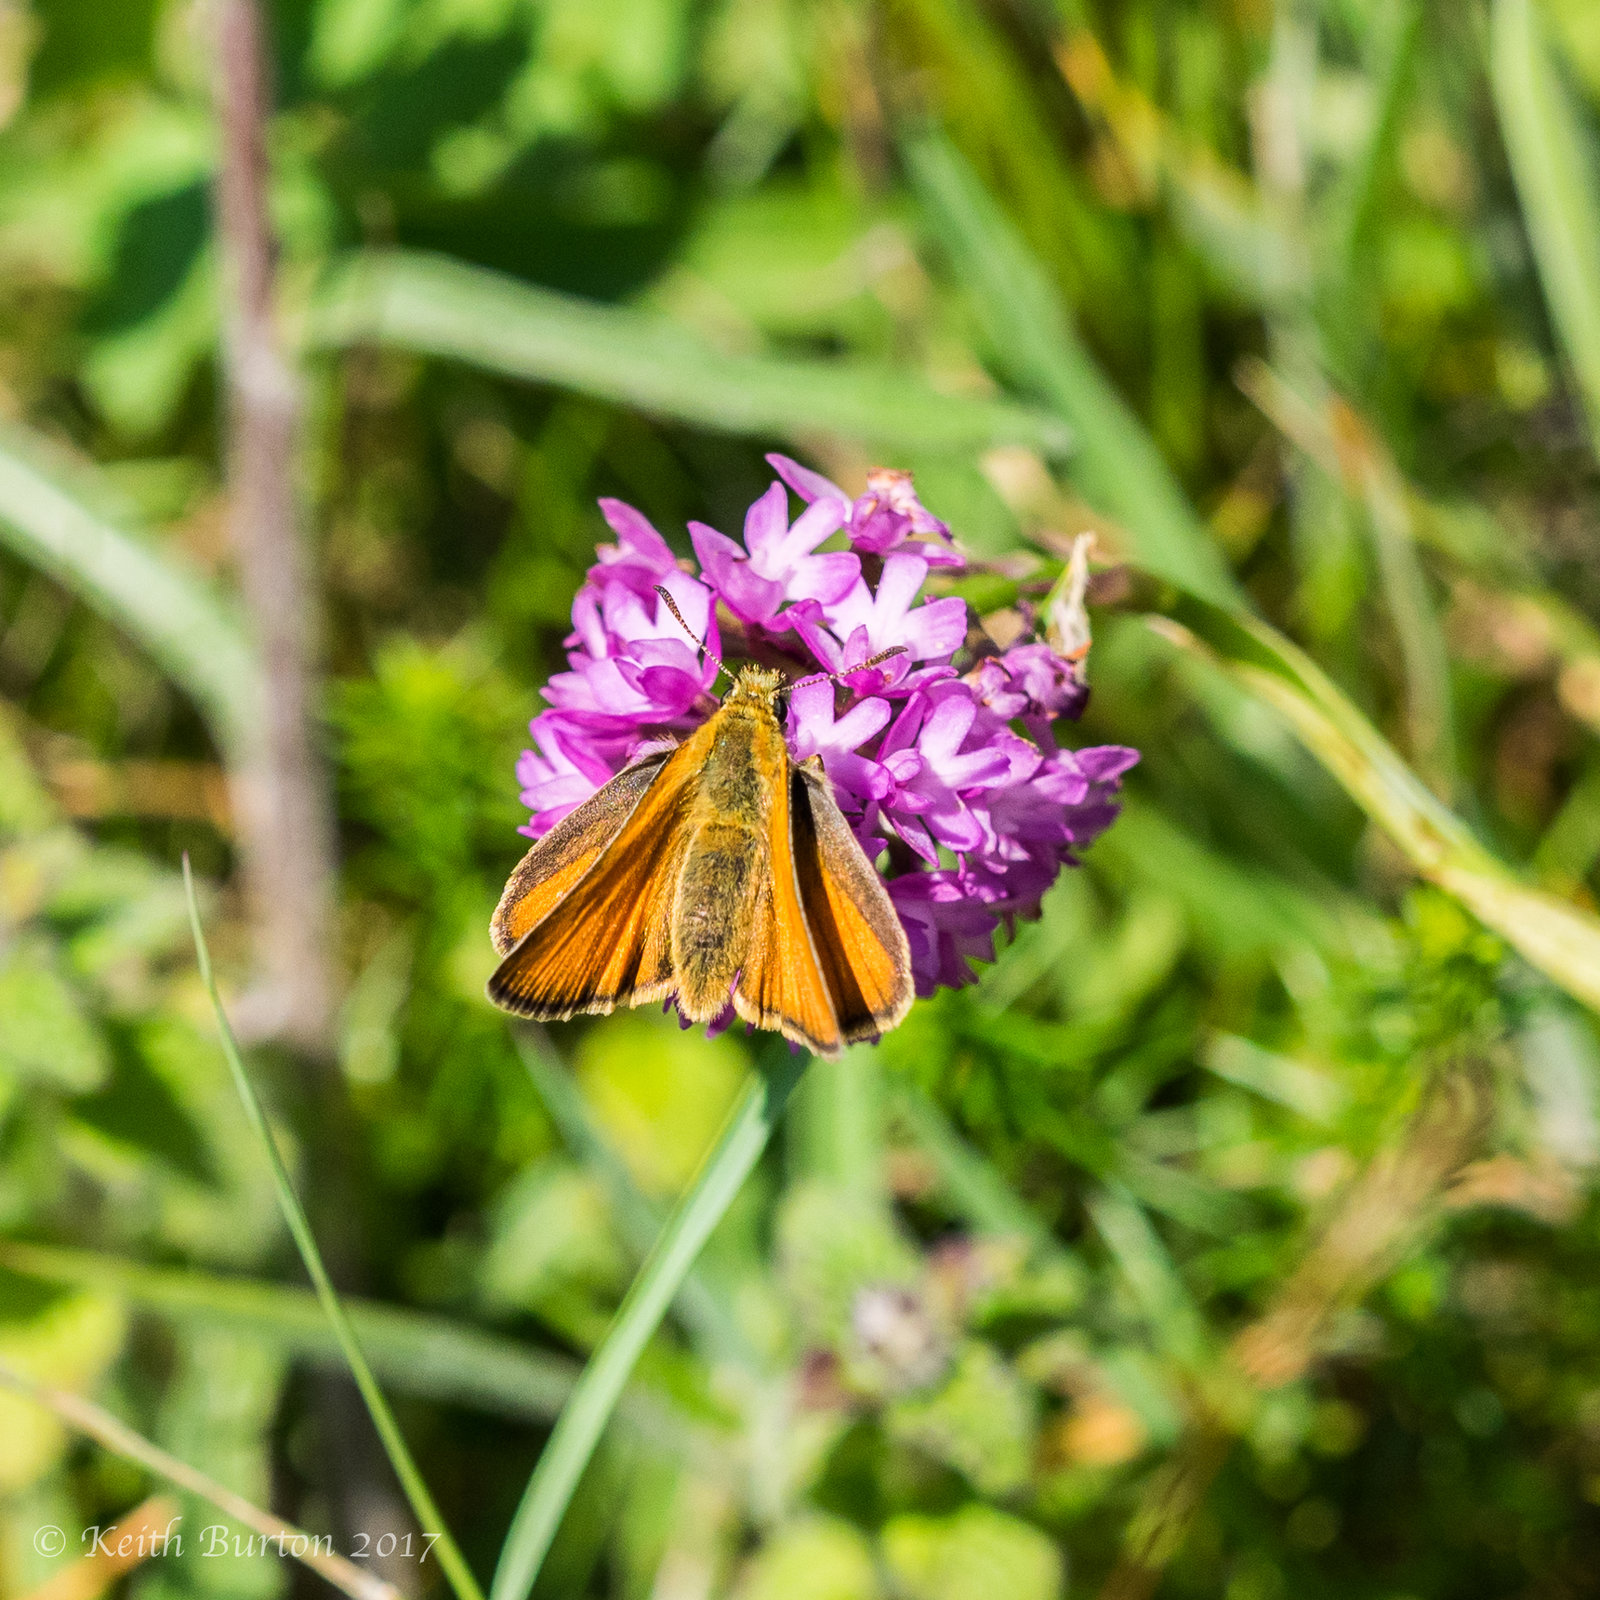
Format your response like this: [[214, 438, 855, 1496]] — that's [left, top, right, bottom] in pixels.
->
[[692, 664, 786, 818]]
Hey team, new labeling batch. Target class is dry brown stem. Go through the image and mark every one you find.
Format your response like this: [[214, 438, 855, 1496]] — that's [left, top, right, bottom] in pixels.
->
[[0, 1360, 399, 1600], [211, 0, 337, 1053]]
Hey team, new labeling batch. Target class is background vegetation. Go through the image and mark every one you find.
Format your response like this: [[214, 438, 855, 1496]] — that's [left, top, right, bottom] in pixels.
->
[[5, 0, 1600, 1597]]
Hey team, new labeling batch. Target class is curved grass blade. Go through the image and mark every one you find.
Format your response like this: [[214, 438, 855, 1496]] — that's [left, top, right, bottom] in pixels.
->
[[902, 127, 1600, 1017], [309, 251, 1073, 461], [490, 1047, 809, 1600], [1492, 0, 1600, 460], [0, 428, 261, 758], [182, 860, 485, 1600], [1157, 601, 1600, 1014]]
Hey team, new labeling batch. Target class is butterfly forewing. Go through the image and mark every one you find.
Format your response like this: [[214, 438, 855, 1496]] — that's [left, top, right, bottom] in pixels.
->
[[490, 751, 671, 957], [487, 735, 706, 1017]]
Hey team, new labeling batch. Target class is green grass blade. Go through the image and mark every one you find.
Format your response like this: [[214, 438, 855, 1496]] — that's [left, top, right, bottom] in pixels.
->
[[1087, 1187, 1210, 1372], [902, 130, 1240, 607], [182, 861, 485, 1600], [1492, 0, 1600, 459], [0, 1240, 590, 1427], [309, 251, 1073, 460], [490, 1048, 810, 1600], [1237, 362, 1456, 791], [0, 427, 261, 759], [790, 1045, 884, 1196]]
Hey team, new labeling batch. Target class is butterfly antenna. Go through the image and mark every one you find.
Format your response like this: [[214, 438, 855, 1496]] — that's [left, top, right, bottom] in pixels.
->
[[791, 645, 908, 691], [654, 584, 732, 687]]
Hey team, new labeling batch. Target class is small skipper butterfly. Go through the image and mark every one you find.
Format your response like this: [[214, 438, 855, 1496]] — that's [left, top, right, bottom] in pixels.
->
[[487, 591, 914, 1058]]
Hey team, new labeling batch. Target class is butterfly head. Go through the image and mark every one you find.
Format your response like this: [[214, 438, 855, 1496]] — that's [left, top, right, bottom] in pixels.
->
[[723, 663, 785, 712]]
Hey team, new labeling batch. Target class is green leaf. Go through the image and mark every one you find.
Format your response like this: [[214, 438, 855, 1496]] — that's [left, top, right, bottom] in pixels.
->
[[571, 1010, 748, 1199], [776, 1179, 921, 1352], [309, 251, 1074, 460], [1492, 0, 1600, 458], [478, 1158, 629, 1319], [737, 1518, 880, 1600], [69, 1035, 217, 1186], [0, 937, 109, 1092], [885, 1340, 1037, 1498]]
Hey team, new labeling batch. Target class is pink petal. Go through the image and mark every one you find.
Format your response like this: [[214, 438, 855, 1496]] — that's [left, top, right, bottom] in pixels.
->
[[900, 596, 968, 662], [742, 482, 790, 562], [872, 554, 929, 630], [767, 453, 848, 506], [769, 497, 845, 570]]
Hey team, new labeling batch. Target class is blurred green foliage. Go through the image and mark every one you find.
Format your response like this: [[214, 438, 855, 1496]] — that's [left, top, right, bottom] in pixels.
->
[[5, 0, 1600, 1598]]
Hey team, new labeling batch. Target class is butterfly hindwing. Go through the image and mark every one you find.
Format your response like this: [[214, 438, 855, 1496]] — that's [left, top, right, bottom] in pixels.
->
[[792, 763, 914, 1043]]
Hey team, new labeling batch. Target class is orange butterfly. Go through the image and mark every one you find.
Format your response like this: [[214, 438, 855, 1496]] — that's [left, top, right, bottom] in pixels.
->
[[487, 598, 914, 1059]]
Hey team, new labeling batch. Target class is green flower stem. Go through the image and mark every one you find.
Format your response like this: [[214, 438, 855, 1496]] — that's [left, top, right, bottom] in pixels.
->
[[490, 1046, 810, 1600], [183, 861, 485, 1600]]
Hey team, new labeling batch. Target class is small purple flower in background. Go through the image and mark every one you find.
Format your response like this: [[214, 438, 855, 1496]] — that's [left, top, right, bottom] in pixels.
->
[[516, 456, 1137, 1000], [769, 455, 964, 566]]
